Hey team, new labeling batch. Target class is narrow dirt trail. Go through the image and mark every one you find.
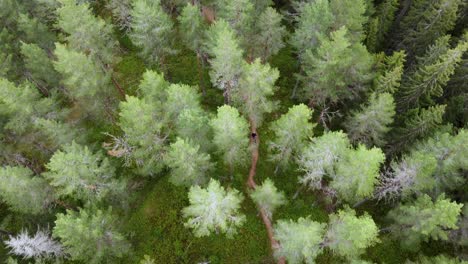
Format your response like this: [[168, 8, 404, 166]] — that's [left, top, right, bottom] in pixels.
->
[[247, 127, 286, 264]]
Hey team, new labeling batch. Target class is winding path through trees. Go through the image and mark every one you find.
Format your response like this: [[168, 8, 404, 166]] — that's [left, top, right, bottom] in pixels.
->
[[246, 126, 285, 264]]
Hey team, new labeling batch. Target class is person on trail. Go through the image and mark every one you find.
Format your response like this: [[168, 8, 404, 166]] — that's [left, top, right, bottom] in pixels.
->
[[251, 132, 257, 143]]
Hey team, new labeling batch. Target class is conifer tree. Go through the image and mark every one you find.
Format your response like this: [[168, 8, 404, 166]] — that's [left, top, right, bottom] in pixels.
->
[[165, 83, 202, 122], [274, 217, 326, 264], [332, 145, 385, 204], [397, 0, 462, 60], [0, 166, 52, 215], [252, 7, 286, 61], [178, 3, 206, 57], [53, 208, 130, 263], [366, 0, 399, 52], [20, 42, 59, 93], [398, 35, 468, 109], [175, 108, 212, 152], [117, 95, 167, 176], [232, 59, 279, 128], [298, 131, 350, 190], [206, 20, 245, 104], [107, 0, 132, 32], [44, 142, 124, 203], [268, 104, 315, 172], [137, 69, 169, 106], [214, 0, 254, 46], [182, 179, 246, 238], [344, 92, 396, 147], [129, 0, 175, 67], [5, 229, 63, 259], [374, 50, 406, 94], [302, 27, 373, 106], [56, 0, 118, 65], [250, 178, 286, 219], [164, 137, 214, 187], [210, 105, 249, 174], [323, 207, 379, 259], [330, 0, 368, 42], [388, 194, 463, 249], [16, 13, 56, 50]]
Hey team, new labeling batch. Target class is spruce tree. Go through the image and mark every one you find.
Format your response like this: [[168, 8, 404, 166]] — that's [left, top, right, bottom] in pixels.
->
[[330, 0, 368, 42], [182, 179, 246, 238], [366, 0, 399, 52], [164, 137, 214, 187], [374, 50, 406, 94], [53, 208, 130, 263], [268, 104, 315, 172], [129, 0, 175, 67]]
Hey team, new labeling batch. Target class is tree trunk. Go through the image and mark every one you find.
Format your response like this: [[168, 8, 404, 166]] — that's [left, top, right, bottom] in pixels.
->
[[353, 197, 370, 208]]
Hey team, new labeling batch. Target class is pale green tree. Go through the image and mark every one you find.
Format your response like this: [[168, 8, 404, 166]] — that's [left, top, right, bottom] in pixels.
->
[[250, 178, 286, 219], [344, 92, 396, 147], [332, 145, 385, 204], [214, 0, 254, 47], [252, 7, 286, 61], [232, 59, 279, 128], [20, 42, 59, 93], [164, 137, 214, 187], [107, 0, 132, 32], [324, 207, 379, 259], [129, 0, 175, 67], [297, 131, 350, 190], [56, 0, 118, 65], [165, 83, 202, 122], [44, 142, 124, 203], [274, 217, 326, 264], [175, 108, 212, 152], [268, 104, 315, 172], [206, 20, 245, 104], [330, 0, 368, 42], [178, 3, 206, 56], [388, 194, 463, 249], [17, 13, 56, 50], [0, 166, 52, 215], [53, 208, 130, 263], [210, 105, 250, 174], [182, 179, 246, 238]]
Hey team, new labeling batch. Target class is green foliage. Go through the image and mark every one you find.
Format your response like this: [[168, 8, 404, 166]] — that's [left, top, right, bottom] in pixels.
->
[[252, 7, 286, 61], [214, 0, 254, 47], [408, 254, 468, 264], [0, 166, 52, 215], [129, 0, 175, 66], [182, 179, 246, 238], [165, 83, 202, 122], [332, 145, 385, 204], [325, 207, 379, 259], [164, 137, 214, 187], [374, 50, 406, 94], [20, 42, 59, 91], [210, 105, 250, 171], [56, 0, 118, 65], [233, 59, 279, 128], [206, 20, 245, 103], [175, 108, 212, 152], [345, 92, 396, 146], [330, 0, 368, 42], [178, 3, 206, 54], [298, 131, 350, 190], [53, 207, 130, 263], [366, 0, 399, 52], [302, 27, 373, 106], [388, 194, 463, 249], [274, 217, 326, 264], [250, 178, 286, 218], [117, 95, 167, 176], [268, 104, 315, 170], [44, 142, 124, 203]]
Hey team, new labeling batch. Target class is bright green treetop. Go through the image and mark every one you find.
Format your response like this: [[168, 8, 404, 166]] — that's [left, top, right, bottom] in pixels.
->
[[250, 178, 286, 219]]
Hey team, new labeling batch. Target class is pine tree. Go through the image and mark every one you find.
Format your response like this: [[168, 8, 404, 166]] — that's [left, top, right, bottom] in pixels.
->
[[206, 20, 245, 104], [290, 0, 334, 59], [232, 59, 279, 128], [344, 92, 396, 147], [129, 0, 175, 67], [298, 131, 350, 190], [210, 105, 250, 174], [324, 207, 379, 259], [388, 194, 463, 249], [53, 208, 130, 263], [274, 217, 326, 264], [107, 0, 132, 32], [56, 0, 118, 65], [20, 42, 59, 93], [268, 104, 315, 172], [250, 178, 286, 219], [174, 108, 213, 153], [330, 0, 368, 42], [302, 27, 373, 106], [16, 13, 56, 50], [44, 142, 124, 203], [375, 151, 437, 201], [137, 69, 169, 105], [5, 229, 63, 259], [252, 7, 286, 61], [164, 137, 214, 187], [165, 83, 202, 122], [332, 145, 385, 204], [398, 35, 468, 109], [214, 0, 254, 47], [0, 166, 52, 215], [182, 179, 246, 238], [117, 95, 167, 176], [178, 3, 206, 57], [366, 0, 399, 52], [397, 0, 462, 60]]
